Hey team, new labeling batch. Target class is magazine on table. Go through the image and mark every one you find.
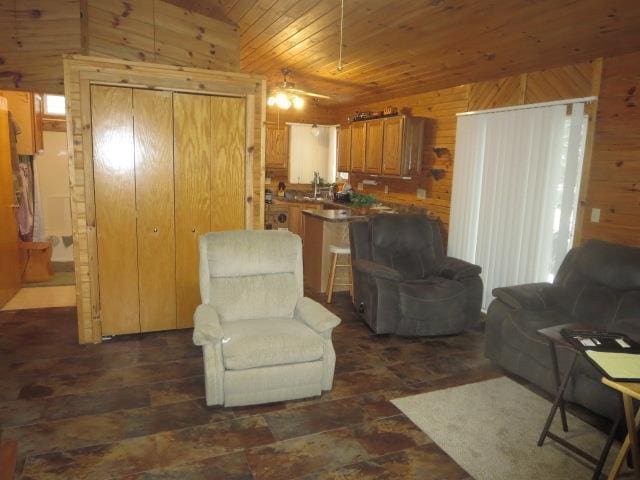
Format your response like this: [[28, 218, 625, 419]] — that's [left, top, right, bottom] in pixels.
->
[[561, 328, 640, 382]]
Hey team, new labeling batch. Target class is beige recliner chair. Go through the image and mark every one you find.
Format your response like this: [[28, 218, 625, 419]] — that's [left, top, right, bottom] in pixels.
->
[[193, 230, 341, 407]]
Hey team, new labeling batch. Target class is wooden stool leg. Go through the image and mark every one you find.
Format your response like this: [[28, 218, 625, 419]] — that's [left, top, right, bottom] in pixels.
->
[[326, 252, 338, 303]]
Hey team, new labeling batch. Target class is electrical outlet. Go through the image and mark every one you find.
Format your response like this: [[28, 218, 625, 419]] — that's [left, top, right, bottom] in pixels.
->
[[590, 208, 601, 223], [357, 182, 364, 191], [416, 188, 426, 199], [265, 177, 271, 184], [384, 185, 389, 194]]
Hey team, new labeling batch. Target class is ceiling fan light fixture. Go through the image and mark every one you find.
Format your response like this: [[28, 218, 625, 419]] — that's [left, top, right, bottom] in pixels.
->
[[275, 92, 292, 110], [292, 95, 304, 109]]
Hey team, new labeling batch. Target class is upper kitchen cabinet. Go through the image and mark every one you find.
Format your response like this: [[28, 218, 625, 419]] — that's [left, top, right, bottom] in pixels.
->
[[0, 90, 43, 155], [364, 119, 384, 174], [265, 122, 289, 169], [381, 116, 404, 175], [344, 115, 425, 177], [337, 124, 351, 172], [350, 122, 367, 173]]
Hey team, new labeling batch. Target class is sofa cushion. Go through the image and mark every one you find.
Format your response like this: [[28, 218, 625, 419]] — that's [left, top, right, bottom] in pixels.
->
[[398, 277, 466, 319], [221, 318, 324, 370], [574, 240, 640, 290], [500, 308, 575, 369]]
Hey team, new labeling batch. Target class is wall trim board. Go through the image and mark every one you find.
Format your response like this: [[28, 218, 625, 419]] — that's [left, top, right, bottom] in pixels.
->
[[63, 55, 265, 343], [573, 57, 603, 246]]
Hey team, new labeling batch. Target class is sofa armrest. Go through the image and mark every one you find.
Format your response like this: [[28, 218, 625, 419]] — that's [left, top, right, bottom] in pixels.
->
[[192, 304, 224, 346], [295, 297, 341, 334], [492, 283, 553, 310], [353, 259, 403, 282], [435, 256, 482, 280]]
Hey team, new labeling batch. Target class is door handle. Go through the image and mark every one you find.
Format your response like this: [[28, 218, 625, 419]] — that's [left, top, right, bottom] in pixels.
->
[[153, 227, 158, 233], [191, 228, 196, 233]]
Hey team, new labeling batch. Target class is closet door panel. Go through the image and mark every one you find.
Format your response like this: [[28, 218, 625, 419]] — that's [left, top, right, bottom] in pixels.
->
[[210, 97, 246, 231], [174, 93, 212, 328], [133, 89, 176, 332], [91, 85, 139, 335]]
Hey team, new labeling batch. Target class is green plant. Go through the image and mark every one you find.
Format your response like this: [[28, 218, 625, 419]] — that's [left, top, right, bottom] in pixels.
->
[[349, 192, 377, 207]]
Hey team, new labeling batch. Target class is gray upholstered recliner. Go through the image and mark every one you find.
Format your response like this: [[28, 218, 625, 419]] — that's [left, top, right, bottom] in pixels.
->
[[485, 239, 640, 420], [349, 214, 483, 336], [192, 230, 341, 407]]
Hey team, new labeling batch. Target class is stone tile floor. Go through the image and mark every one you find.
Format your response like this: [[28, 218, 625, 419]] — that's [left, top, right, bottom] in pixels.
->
[[0, 291, 502, 479]]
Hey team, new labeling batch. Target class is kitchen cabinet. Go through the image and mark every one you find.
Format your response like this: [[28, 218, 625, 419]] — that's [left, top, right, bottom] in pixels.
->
[[337, 124, 351, 172], [382, 116, 404, 175], [365, 119, 384, 174], [342, 115, 425, 177], [287, 202, 322, 237], [265, 122, 289, 169], [350, 122, 366, 172], [92, 85, 246, 335], [0, 90, 43, 155]]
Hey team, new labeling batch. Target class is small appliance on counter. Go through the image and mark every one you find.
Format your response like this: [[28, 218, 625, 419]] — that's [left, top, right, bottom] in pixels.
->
[[265, 189, 273, 204], [277, 181, 286, 197]]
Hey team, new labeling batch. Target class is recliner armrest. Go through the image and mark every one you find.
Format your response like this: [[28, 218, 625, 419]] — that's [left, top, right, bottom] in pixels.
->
[[295, 297, 341, 334], [353, 259, 402, 282], [192, 304, 224, 346], [435, 256, 481, 280], [492, 283, 553, 310]]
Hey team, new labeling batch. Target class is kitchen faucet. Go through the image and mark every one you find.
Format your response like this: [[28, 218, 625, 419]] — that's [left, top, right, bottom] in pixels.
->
[[313, 171, 320, 199]]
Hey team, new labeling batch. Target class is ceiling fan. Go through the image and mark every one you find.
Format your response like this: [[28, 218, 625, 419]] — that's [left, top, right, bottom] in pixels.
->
[[267, 68, 330, 110]]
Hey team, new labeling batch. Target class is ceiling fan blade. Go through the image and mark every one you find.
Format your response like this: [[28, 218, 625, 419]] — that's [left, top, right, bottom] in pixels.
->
[[286, 88, 331, 99]]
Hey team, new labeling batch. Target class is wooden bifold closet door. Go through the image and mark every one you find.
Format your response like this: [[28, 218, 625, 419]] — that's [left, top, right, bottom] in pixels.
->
[[92, 85, 245, 336]]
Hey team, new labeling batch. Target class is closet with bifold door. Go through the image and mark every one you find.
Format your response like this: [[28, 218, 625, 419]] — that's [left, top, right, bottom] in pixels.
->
[[91, 85, 246, 336]]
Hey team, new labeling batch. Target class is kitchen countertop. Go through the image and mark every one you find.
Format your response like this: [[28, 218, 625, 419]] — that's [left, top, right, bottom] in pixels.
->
[[301, 209, 365, 222]]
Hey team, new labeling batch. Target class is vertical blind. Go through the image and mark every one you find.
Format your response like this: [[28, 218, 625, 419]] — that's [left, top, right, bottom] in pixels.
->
[[288, 124, 337, 184], [448, 100, 589, 309]]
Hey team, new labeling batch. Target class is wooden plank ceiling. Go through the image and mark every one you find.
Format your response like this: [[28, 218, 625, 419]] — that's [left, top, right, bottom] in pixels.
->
[[211, 0, 640, 106]]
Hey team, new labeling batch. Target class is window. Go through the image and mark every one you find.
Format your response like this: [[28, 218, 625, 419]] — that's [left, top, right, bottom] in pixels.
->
[[44, 94, 65, 116], [288, 124, 337, 185], [448, 101, 589, 309]]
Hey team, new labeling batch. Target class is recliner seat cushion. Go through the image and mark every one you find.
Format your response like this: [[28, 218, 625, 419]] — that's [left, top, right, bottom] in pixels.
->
[[398, 278, 466, 319], [221, 318, 324, 370]]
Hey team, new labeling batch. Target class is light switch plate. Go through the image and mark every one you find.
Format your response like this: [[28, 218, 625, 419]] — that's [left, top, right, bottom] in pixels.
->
[[591, 208, 601, 223], [357, 182, 364, 191], [265, 177, 271, 184], [384, 185, 389, 194], [416, 188, 426, 199]]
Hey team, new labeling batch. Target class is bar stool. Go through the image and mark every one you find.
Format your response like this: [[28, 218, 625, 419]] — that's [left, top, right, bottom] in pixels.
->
[[326, 244, 353, 304]]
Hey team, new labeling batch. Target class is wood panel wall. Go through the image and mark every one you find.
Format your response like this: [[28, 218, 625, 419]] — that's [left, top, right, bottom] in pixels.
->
[[580, 51, 640, 246], [63, 55, 264, 343], [0, 0, 239, 94], [0, 0, 82, 93]]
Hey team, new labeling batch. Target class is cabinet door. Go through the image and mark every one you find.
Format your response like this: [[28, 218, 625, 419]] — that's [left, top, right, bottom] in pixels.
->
[[365, 119, 383, 174], [350, 122, 366, 172], [0, 98, 21, 308], [133, 89, 176, 333], [382, 117, 404, 175], [288, 205, 301, 236], [211, 97, 246, 232], [174, 93, 212, 328], [1, 90, 41, 155], [265, 123, 288, 169], [91, 85, 140, 335], [337, 125, 351, 172]]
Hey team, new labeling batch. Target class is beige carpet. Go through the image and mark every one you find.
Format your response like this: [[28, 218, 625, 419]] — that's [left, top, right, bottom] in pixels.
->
[[392, 376, 626, 480]]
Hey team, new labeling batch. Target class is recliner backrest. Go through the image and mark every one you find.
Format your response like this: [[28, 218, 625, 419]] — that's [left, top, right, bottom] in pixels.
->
[[199, 230, 303, 321], [551, 240, 640, 325], [369, 215, 444, 280]]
